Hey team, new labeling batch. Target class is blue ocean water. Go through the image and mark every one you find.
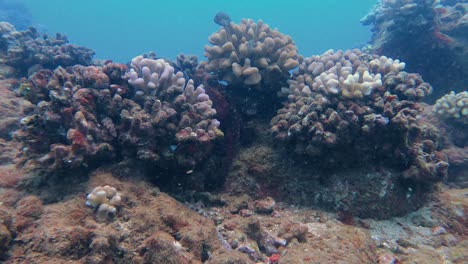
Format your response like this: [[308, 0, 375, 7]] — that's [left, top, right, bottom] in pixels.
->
[[20, 0, 377, 62]]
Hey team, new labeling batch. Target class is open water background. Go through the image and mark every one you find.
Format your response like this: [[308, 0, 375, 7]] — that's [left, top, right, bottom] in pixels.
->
[[19, 0, 378, 62]]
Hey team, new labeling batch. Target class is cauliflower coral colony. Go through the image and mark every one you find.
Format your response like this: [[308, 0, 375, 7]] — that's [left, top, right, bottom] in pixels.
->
[[271, 49, 447, 183], [8, 15, 450, 209], [204, 18, 300, 116], [15, 59, 223, 178]]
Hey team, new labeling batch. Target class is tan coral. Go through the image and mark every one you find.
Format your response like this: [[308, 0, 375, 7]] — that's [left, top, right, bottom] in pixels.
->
[[433, 91, 468, 124], [86, 185, 122, 216], [204, 19, 299, 88], [271, 49, 445, 184], [127, 56, 185, 95]]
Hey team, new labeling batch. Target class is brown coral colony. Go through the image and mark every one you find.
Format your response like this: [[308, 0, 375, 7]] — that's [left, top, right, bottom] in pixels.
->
[[271, 49, 448, 183]]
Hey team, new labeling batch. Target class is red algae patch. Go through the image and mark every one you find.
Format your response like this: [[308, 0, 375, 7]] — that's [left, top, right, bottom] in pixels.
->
[[14, 195, 43, 232], [135, 231, 199, 264], [210, 195, 377, 263], [0, 173, 465, 263], [0, 80, 33, 140], [5, 171, 223, 263], [0, 165, 24, 188]]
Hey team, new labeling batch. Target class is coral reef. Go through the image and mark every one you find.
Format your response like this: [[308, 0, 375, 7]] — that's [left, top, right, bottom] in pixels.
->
[[1, 167, 466, 263], [426, 93, 468, 186], [433, 91, 468, 125], [0, 23, 94, 77], [0, 22, 14, 52], [1, 172, 224, 263], [361, 0, 468, 100], [446, 148, 468, 185], [0, 11, 466, 263], [174, 53, 199, 80], [2, 102, 468, 264], [15, 58, 223, 183], [0, 80, 33, 167], [271, 49, 447, 183], [14, 66, 117, 175]]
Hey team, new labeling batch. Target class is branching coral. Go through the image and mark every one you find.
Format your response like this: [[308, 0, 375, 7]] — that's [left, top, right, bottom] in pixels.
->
[[15, 66, 117, 172], [433, 91, 468, 124], [203, 18, 300, 116], [282, 49, 427, 101], [271, 49, 447, 183], [123, 56, 222, 168], [15, 57, 223, 176], [204, 19, 299, 88]]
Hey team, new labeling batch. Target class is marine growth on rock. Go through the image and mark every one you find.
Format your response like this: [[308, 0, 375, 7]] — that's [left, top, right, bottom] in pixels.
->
[[15, 58, 223, 177], [271, 49, 448, 183]]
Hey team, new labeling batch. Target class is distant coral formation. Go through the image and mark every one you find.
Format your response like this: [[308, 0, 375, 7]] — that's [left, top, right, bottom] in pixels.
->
[[0, 0, 32, 30], [271, 49, 448, 183], [0, 22, 94, 77], [361, 0, 468, 100], [433, 91, 468, 124]]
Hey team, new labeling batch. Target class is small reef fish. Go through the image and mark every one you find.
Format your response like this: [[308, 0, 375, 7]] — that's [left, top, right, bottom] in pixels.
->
[[214, 12, 231, 27]]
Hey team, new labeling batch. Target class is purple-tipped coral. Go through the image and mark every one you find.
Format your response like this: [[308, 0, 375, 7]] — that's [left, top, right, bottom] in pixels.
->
[[122, 56, 222, 167], [15, 66, 116, 173], [15, 57, 223, 176], [271, 49, 448, 183]]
